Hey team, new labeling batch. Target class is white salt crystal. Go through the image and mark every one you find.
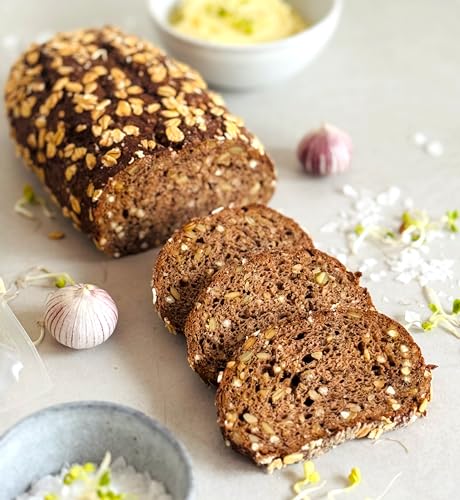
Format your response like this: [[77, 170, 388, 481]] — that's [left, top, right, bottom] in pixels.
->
[[342, 184, 357, 198], [418, 259, 454, 286], [412, 132, 427, 146], [364, 258, 378, 268], [321, 221, 339, 233], [405, 311, 423, 330], [376, 186, 401, 206], [319, 184, 456, 317], [426, 140, 444, 157], [405, 311, 421, 323], [359, 258, 377, 273], [396, 272, 415, 284], [404, 198, 414, 209]]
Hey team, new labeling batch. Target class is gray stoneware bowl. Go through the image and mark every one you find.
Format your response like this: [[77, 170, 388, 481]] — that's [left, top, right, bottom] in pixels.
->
[[0, 401, 194, 500]]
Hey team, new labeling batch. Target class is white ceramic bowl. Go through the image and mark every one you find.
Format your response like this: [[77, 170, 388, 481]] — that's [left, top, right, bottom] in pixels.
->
[[148, 0, 343, 90]]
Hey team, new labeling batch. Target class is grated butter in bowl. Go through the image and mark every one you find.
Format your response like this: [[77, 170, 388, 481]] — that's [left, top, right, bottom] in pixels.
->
[[149, 0, 343, 90]]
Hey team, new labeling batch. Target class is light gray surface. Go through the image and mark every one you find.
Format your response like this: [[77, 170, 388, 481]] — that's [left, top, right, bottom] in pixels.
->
[[0, 1, 459, 499], [0, 402, 194, 500]]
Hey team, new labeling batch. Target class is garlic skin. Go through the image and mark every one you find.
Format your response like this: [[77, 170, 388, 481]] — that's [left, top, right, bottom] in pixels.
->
[[297, 124, 352, 176], [44, 284, 118, 349]]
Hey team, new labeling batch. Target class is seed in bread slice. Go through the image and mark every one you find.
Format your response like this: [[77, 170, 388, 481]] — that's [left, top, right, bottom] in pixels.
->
[[216, 310, 433, 471], [185, 248, 374, 384], [152, 205, 313, 335]]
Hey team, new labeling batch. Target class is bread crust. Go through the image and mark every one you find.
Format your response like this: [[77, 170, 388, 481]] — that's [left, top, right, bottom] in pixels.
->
[[5, 27, 275, 256]]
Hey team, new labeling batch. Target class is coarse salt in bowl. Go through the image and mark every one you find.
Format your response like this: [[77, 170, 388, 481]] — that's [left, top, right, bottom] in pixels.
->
[[17, 454, 172, 500], [0, 401, 194, 500], [148, 0, 343, 90]]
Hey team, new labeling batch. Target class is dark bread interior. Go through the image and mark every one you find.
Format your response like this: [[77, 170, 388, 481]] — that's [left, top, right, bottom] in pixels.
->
[[216, 310, 432, 470]]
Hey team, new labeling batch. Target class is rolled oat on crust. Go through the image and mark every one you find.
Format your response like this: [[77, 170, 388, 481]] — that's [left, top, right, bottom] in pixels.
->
[[5, 26, 276, 257]]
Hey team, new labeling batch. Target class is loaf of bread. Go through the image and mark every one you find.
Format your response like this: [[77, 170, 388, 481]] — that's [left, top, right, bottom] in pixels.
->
[[5, 27, 276, 257], [152, 204, 313, 336], [185, 248, 374, 384], [216, 311, 432, 471]]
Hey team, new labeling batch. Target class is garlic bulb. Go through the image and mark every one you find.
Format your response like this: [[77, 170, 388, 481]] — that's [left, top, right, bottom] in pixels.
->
[[297, 124, 352, 176], [44, 284, 118, 349]]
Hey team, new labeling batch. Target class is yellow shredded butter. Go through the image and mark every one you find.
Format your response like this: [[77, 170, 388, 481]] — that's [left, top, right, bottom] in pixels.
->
[[170, 0, 308, 45]]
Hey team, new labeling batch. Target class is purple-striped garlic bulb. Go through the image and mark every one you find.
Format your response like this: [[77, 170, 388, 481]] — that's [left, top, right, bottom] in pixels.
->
[[44, 284, 118, 349], [297, 124, 352, 176]]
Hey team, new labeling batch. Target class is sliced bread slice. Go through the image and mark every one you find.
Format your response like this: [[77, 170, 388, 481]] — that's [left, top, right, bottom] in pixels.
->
[[216, 310, 432, 471], [185, 248, 374, 384], [152, 205, 313, 335]]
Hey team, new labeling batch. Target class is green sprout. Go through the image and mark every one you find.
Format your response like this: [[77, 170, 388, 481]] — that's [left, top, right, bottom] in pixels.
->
[[400, 211, 416, 232], [293, 461, 321, 494], [14, 184, 53, 219], [350, 224, 398, 254], [327, 467, 362, 499], [421, 320, 434, 331], [99, 470, 111, 487], [444, 209, 459, 232], [84, 462, 96, 473], [97, 492, 125, 500], [453, 299, 460, 315], [23, 184, 37, 204], [351, 205, 458, 255], [63, 463, 87, 485], [56, 453, 128, 500], [421, 288, 460, 338], [17, 269, 75, 289], [63, 473, 75, 485], [399, 210, 433, 244], [55, 275, 69, 288], [291, 461, 326, 500]]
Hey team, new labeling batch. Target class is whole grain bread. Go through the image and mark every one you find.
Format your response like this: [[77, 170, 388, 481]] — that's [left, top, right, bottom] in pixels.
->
[[216, 310, 432, 471], [5, 26, 275, 257], [185, 248, 374, 384], [152, 205, 313, 335]]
